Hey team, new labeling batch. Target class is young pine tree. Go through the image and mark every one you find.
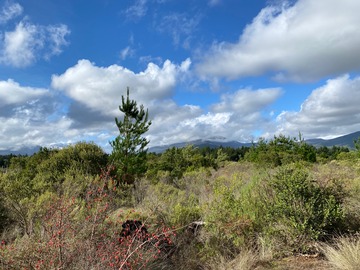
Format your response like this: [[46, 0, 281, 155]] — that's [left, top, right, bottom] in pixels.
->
[[110, 88, 151, 185]]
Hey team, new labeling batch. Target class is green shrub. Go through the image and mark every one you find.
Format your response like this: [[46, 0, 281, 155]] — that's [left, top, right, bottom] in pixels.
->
[[203, 174, 268, 256], [268, 164, 345, 244], [140, 182, 202, 227], [244, 135, 317, 167]]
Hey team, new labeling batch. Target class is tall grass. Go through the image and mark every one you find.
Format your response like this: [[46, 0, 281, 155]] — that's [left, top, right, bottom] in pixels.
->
[[321, 236, 360, 270], [205, 249, 259, 270]]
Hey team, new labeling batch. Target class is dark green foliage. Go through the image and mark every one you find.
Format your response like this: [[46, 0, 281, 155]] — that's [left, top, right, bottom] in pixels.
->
[[245, 135, 317, 167], [0, 142, 107, 235], [198, 146, 249, 162], [0, 154, 16, 168], [316, 145, 350, 161], [35, 142, 108, 194], [146, 145, 250, 184], [268, 164, 345, 242], [354, 137, 360, 157], [147, 145, 220, 183], [110, 88, 151, 185], [0, 196, 11, 233], [159, 146, 205, 179]]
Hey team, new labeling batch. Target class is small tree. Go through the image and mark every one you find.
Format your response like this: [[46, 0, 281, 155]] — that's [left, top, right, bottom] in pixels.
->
[[110, 88, 151, 185]]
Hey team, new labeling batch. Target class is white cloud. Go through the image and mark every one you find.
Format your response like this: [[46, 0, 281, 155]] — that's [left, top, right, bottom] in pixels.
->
[[2, 21, 42, 67], [119, 46, 135, 60], [148, 102, 204, 145], [0, 63, 284, 150], [0, 115, 75, 150], [276, 74, 360, 138], [0, 1, 22, 24], [46, 24, 70, 57], [197, 0, 360, 82], [51, 58, 283, 147], [148, 87, 282, 145], [1, 21, 70, 67], [125, 0, 148, 20], [0, 79, 77, 150], [51, 59, 191, 117], [212, 88, 283, 115], [156, 12, 202, 47], [0, 1, 70, 67], [0, 81, 115, 151], [0, 79, 48, 107]]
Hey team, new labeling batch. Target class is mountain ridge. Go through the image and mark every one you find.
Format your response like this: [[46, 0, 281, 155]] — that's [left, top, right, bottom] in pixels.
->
[[1, 131, 360, 155], [149, 131, 360, 153]]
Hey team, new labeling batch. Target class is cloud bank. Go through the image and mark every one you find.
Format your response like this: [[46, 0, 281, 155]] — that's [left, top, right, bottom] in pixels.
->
[[197, 0, 360, 82], [277, 75, 360, 138]]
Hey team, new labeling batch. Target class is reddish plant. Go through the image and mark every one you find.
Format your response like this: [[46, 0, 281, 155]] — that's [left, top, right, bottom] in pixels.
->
[[0, 166, 176, 269]]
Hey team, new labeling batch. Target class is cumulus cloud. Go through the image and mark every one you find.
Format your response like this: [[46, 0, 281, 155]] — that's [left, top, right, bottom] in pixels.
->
[[0, 1, 22, 24], [0, 79, 77, 150], [51, 58, 191, 117], [0, 114, 76, 150], [0, 2, 70, 67], [0, 59, 193, 150], [196, 0, 360, 82], [1, 21, 70, 67], [277, 74, 360, 138], [0, 81, 115, 151], [0, 79, 48, 107], [212, 88, 282, 115], [50, 58, 282, 147], [148, 87, 282, 145]]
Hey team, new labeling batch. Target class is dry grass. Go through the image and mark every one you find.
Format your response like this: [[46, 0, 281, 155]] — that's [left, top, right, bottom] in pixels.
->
[[321, 236, 360, 270], [205, 249, 259, 270]]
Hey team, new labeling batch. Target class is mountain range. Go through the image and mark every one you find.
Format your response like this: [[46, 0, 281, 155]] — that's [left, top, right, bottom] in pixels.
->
[[1, 131, 360, 155], [149, 131, 360, 153]]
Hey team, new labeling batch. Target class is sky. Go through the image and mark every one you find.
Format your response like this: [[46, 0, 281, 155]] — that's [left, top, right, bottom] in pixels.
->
[[1, 0, 360, 152]]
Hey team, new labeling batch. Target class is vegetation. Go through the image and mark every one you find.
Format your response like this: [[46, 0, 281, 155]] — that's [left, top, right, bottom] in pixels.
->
[[321, 236, 360, 270], [110, 88, 151, 186], [2, 93, 360, 268]]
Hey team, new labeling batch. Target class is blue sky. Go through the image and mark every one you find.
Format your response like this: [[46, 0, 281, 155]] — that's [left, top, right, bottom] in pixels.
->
[[1, 0, 360, 152]]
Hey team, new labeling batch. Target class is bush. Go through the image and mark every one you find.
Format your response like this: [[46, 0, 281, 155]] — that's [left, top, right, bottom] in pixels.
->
[[203, 173, 268, 257], [244, 135, 317, 167], [267, 164, 345, 247], [140, 182, 202, 228], [0, 180, 176, 269]]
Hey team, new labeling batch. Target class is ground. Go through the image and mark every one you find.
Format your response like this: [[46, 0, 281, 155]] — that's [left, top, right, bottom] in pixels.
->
[[257, 256, 331, 270]]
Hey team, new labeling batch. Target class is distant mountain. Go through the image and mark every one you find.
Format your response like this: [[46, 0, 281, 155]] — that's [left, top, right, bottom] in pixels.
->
[[0, 145, 41, 156], [1, 131, 360, 156], [150, 131, 360, 153], [305, 131, 360, 149], [0, 143, 68, 156]]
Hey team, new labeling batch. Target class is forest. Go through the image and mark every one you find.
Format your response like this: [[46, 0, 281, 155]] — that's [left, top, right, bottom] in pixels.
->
[[1, 92, 360, 269]]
